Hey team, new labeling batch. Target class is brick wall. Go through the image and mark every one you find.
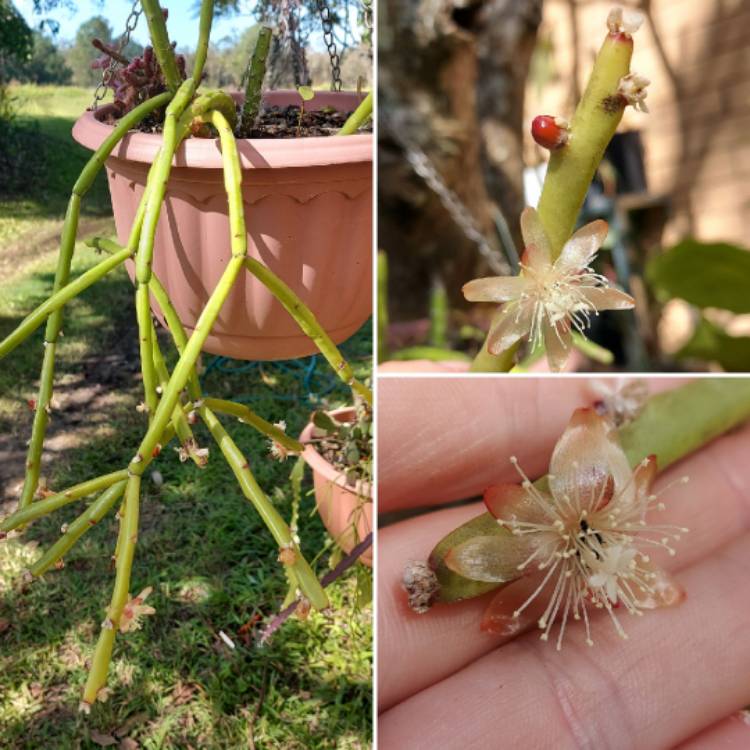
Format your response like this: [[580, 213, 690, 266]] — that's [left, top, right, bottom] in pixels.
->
[[524, 0, 749, 247]]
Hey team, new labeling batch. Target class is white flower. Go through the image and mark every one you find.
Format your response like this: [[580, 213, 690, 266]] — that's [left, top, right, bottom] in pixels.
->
[[590, 378, 648, 426], [119, 587, 156, 633], [444, 408, 688, 648], [618, 72, 650, 112], [463, 208, 634, 371], [268, 420, 290, 461], [607, 6, 644, 36]]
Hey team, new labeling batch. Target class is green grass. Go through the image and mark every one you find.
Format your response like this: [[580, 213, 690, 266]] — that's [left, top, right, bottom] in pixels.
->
[[0, 85, 372, 749]]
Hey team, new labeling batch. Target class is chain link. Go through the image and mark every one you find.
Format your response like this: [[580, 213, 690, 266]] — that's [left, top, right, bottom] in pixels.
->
[[316, 0, 342, 91], [385, 121, 511, 275], [91, 0, 142, 110]]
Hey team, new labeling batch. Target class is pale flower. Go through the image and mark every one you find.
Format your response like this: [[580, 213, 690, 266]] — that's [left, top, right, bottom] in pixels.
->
[[119, 587, 156, 633], [268, 420, 290, 461], [606, 6, 644, 36], [462, 208, 634, 371], [590, 378, 648, 426], [444, 408, 688, 648], [618, 72, 651, 112]]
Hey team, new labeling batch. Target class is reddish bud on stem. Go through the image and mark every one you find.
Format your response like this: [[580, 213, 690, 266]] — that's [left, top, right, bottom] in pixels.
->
[[531, 115, 570, 151]]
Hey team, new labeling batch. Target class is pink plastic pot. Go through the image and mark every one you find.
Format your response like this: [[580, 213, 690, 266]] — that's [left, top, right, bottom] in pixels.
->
[[72, 91, 372, 361], [299, 407, 372, 566]]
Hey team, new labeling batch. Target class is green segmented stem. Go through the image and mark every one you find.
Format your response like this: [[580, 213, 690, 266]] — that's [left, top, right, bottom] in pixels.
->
[[140, 0, 182, 92], [537, 33, 633, 257], [471, 29, 635, 372], [239, 25, 272, 132], [244, 258, 373, 407], [150, 324, 204, 466], [191, 0, 214, 83], [4, 93, 171, 508], [29, 480, 127, 577], [337, 92, 372, 135], [135, 79, 197, 415], [83, 473, 141, 705], [198, 404, 329, 610], [204, 398, 304, 453], [431, 378, 750, 602], [1, 470, 128, 532]]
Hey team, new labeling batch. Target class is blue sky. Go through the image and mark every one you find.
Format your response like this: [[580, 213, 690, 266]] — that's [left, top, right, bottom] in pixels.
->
[[17, 1, 291, 49]]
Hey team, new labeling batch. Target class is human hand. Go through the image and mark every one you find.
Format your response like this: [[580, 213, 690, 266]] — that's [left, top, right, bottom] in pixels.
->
[[378, 377, 750, 749]]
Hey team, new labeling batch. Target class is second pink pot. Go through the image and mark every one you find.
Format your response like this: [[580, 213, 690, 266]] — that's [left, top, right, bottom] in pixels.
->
[[72, 91, 372, 361], [299, 407, 372, 567]]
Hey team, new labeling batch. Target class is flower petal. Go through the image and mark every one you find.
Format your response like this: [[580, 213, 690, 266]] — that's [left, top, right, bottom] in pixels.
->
[[549, 408, 632, 510], [519, 208, 552, 268], [486, 304, 533, 354], [579, 285, 635, 311], [462, 275, 527, 303], [443, 534, 535, 583], [543, 322, 572, 373], [633, 560, 686, 609], [484, 483, 553, 526], [556, 219, 609, 273]]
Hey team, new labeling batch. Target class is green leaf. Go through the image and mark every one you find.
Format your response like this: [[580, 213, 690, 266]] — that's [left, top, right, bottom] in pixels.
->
[[312, 410, 338, 433], [297, 85, 315, 102], [676, 317, 750, 372], [645, 239, 750, 313]]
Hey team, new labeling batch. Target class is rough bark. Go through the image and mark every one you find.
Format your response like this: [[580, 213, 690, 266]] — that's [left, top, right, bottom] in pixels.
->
[[378, 0, 542, 319]]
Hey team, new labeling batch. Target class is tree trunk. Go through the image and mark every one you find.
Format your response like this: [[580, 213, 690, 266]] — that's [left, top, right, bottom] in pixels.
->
[[378, 0, 542, 320]]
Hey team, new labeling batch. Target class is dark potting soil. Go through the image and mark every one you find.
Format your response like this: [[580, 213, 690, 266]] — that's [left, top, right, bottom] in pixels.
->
[[127, 104, 369, 139]]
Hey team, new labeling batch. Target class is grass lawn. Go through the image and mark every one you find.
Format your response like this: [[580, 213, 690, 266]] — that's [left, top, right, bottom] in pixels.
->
[[0, 85, 372, 749]]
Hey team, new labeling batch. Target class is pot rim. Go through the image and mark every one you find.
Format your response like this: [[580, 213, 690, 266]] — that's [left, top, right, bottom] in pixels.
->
[[299, 406, 372, 498], [72, 89, 372, 170]]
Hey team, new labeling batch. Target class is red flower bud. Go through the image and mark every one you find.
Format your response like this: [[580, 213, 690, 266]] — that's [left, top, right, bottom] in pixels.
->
[[531, 115, 570, 151], [27, 399, 36, 411]]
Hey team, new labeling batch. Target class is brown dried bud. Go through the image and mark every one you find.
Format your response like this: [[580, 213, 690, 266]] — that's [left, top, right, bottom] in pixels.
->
[[402, 560, 440, 614]]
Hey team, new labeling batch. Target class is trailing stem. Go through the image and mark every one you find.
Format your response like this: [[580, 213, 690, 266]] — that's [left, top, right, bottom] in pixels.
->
[[244, 258, 373, 406], [191, 0, 215, 83], [13, 92, 171, 509]]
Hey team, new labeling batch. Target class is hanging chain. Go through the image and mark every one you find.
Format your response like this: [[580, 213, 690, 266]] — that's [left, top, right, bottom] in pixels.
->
[[361, 0, 373, 58], [385, 119, 511, 275], [316, 0, 342, 91], [90, 0, 142, 110]]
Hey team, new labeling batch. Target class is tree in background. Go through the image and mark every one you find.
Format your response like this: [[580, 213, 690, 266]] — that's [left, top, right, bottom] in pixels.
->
[[0, 0, 33, 85], [6, 31, 72, 85], [65, 15, 143, 87]]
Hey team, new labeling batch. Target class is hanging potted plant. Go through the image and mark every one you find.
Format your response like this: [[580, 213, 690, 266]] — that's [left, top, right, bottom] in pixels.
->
[[0, 0, 373, 711], [299, 399, 373, 566], [72, 16, 373, 361]]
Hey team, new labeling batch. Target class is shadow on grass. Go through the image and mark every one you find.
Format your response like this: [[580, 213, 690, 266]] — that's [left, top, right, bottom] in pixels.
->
[[0, 262, 372, 748]]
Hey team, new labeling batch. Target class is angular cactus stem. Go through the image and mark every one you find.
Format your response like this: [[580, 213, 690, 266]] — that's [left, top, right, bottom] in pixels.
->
[[244, 258, 373, 406], [140, 0, 182, 92], [337, 92, 373, 136], [0, 470, 129, 532], [5, 92, 172, 509], [203, 398, 304, 453], [191, 0, 214, 83], [82, 473, 142, 705], [537, 33, 633, 257], [239, 25, 272, 132], [29, 480, 127, 577]]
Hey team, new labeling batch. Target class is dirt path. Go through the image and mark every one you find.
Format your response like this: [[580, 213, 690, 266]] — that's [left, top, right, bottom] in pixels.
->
[[0, 218, 141, 508]]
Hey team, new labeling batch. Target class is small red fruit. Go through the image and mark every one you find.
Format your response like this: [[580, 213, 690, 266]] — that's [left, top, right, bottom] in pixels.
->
[[531, 115, 569, 151]]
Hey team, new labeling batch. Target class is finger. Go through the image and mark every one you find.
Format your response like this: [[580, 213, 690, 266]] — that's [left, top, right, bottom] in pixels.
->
[[379, 530, 750, 750], [378, 377, 682, 512], [377, 420, 750, 711], [677, 713, 750, 749]]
